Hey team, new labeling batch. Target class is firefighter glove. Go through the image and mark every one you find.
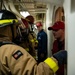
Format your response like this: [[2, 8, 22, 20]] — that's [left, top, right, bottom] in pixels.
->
[[53, 50, 67, 66]]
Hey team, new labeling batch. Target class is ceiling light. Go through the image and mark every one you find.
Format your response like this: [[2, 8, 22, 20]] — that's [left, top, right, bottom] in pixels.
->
[[20, 11, 30, 17]]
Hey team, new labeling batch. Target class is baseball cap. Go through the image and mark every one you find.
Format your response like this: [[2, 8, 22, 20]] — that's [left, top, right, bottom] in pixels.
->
[[36, 22, 43, 27], [48, 21, 65, 30]]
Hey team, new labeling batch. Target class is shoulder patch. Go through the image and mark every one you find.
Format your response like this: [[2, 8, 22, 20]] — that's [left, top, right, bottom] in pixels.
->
[[12, 50, 23, 60]]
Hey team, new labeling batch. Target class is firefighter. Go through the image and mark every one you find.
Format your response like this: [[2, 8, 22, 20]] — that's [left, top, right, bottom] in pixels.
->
[[25, 15, 38, 59], [0, 10, 67, 75], [14, 17, 36, 58], [14, 18, 30, 52]]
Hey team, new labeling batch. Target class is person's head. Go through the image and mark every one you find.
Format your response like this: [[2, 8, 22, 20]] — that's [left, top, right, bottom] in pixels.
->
[[48, 21, 65, 41], [0, 10, 19, 41], [36, 22, 43, 32]]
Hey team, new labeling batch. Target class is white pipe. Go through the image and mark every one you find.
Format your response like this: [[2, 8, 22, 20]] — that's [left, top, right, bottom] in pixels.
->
[[8, 1, 24, 19], [3, 0, 10, 10]]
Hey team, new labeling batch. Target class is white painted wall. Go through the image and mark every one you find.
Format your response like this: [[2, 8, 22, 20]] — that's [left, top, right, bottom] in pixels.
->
[[64, 0, 75, 75], [46, 3, 54, 57]]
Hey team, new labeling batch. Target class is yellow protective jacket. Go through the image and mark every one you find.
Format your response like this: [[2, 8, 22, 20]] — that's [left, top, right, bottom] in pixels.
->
[[0, 43, 58, 75]]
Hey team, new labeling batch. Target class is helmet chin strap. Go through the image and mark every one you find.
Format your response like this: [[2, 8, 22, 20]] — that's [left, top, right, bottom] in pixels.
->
[[9, 21, 17, 42], [10, 23, 15, 41]]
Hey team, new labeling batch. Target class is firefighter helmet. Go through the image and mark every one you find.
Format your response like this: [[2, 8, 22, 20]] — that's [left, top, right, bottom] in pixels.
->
[[21, 18, 29, 28], [0, 10, 18, 27], [25, 15, 34, 24]]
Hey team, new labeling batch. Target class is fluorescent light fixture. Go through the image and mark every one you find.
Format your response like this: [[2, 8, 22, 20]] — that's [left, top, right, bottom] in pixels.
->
[[20, 11, 30, 17]]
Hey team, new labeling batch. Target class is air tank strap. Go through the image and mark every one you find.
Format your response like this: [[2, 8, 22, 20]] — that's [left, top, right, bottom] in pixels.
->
[[0, 41, 14, 47]]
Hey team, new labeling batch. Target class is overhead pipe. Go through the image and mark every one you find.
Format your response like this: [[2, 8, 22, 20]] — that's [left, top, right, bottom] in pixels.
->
[[8, 0, 24, 19], [3, 0, 10, 10], [25, 8, 48, 11], [29, 11, 46, 13]]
